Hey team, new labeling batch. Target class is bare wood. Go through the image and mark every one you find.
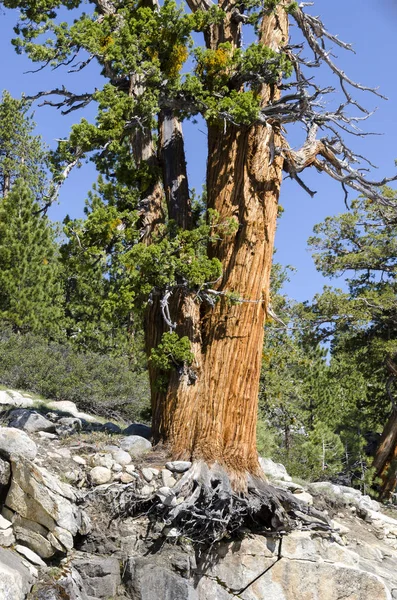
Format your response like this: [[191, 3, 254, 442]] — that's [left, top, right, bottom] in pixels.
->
[[158, 109, 192, 229]]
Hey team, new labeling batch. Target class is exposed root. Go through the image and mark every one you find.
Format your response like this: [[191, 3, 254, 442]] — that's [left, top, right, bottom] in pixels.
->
[[105, 462, 331, 545]]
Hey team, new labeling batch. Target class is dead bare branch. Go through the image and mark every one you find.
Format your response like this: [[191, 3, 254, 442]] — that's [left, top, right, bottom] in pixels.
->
[[26, 87, 95, 115]]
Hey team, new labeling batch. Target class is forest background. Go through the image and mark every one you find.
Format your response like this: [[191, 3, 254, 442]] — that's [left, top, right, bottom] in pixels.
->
[[0, 0, 396, 492]]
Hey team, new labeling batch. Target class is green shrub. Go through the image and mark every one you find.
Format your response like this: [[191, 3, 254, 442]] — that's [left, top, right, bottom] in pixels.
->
[[0, 327, 150, 422]]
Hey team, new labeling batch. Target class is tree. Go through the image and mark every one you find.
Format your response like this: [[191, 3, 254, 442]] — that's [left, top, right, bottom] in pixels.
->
[[0, 179, 63, 337], [60, 178, 139, 356], [0, 95, 62, 336], [4, 0, 396, 537], [303, 193, 397, 496], [0, 91, 49, 199]]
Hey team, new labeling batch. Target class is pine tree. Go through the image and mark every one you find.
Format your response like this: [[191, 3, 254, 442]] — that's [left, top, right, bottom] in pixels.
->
[[4, 0, 395, 536], [303, 192, 397, 496], [0, 179, 63, 337], [0, 91, 49, 200]]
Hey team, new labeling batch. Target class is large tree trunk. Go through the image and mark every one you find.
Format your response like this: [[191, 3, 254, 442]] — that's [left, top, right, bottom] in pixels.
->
[[147, 109, 204, 447], [147, 4, 289, 490], [372, 359, 397, 499], [373, 409, 397, 499]]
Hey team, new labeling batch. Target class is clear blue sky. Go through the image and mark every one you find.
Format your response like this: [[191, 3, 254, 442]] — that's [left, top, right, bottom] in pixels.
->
[[0, 0, 396, 302]]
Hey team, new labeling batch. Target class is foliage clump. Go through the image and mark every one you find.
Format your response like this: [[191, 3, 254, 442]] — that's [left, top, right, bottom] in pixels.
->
[[0, 326, 150, 422], [150, 332, 194, 372]]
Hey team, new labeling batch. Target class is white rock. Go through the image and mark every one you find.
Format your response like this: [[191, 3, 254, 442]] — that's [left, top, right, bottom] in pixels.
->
[[21, 560, 38, 578], [90, 467, 112, 485], [332, 519, 350, 535], [120, 435, 152, 456], [344, 492, 360, 505], [15, 544, 46, 567], [0, 428, 37, 461], [8, 410, 55, 434], [112, 463, 123, 472], [125, 465, 136, 475], [0, 515, 12, 530], [162, 469, 176, 488], [141, 485, 154, 496], [46, 400, 79, 414], [38, 431, 57, 439], [309, 482, 341, 496], [0, 390, 34, 408], [56, 448, 72, 459], [359, 495, 381, 513], [53, 526, 74, 550], [369, 510, 397, 527], [46, 400, 99, 423], [274, 480, 305, 493], [13, 522, 55, 558], [142, 468, 153, 482], [92, 453, 113, 469], [164, 527, 180, 538], [120, 473, 135, 484], [104, 445, 120, 453], [111, 449, 132, 466], [293, 491, 313, 505], [0, 547, 34, 599], [6, 457, 89, 537], [149, 468, 159, 476], [47, 452, 62, 459], [259, 457, 292, 482], [63, 471, 78, 483], [165, 461, 191, 473], [0, 527, 15, 547], [46, 532, 64, 553], [72, 455, 86, 466], [339, 485, 362, 498], [157, 487, 177, 507]]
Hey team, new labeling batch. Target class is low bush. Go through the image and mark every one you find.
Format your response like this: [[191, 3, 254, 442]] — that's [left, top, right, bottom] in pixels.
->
[[0, 327, 150, 423]]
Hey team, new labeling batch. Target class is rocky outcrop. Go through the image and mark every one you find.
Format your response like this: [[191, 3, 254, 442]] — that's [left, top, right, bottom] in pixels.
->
[[0, 547, 35, 600], [0, 428, 38, 461], [0, 388, 397, 600], [3, 456, 90, 560], [73, 554, 122, 599], [194, 533, 390, 600], [8, 410, 55, 434]]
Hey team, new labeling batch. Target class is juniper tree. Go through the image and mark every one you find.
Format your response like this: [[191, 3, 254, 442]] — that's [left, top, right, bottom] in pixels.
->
[[4, 0, 396, 537]]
